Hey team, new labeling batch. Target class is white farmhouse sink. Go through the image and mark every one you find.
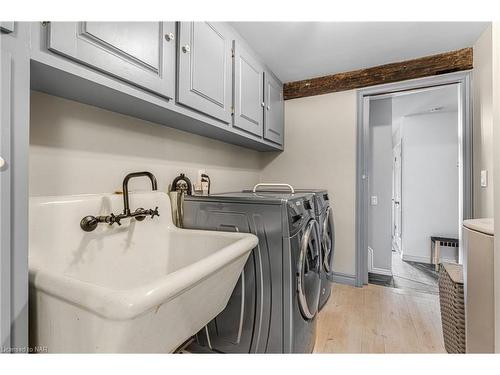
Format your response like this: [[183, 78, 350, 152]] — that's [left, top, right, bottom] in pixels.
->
[[28, 191, 257, 353]]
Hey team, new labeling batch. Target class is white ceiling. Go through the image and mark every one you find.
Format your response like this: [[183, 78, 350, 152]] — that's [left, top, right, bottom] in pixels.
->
[[230, 22, 489, 82], [391, 84, 459, 122]]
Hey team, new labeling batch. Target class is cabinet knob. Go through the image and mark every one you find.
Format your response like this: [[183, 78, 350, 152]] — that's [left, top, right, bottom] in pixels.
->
[[165, 32, 175, 42], [0, 157, 5, 168], [261, 102, 265, 107], [267, 105, 270, 110], [182, 44, 191, 53]]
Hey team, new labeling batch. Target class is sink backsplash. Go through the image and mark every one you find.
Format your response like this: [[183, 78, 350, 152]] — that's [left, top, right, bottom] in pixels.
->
[[29, 91, 262, 196], [29, 191, 175, 288]]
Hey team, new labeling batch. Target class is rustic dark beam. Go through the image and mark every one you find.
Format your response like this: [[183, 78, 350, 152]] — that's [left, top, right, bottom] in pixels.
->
[[283, 47, 473, 100]]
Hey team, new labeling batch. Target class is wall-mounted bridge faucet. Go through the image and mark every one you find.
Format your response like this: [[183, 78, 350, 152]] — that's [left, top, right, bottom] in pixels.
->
[[80, 171, 160, 232]]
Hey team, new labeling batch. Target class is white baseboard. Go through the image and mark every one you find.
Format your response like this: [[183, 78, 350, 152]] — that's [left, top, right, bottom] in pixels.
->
[[367, 247, 393, 276], [401, 253, 431, 264], [402, 252, 457, 265]]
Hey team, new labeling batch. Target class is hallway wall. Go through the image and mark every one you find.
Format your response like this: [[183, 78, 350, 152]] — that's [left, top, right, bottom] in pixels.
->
[[401, 111, 459, 263], [368, 98, 393, 274]]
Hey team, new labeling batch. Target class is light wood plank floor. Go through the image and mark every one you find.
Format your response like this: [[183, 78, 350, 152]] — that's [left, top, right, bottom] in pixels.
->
[[314, 283, 446, 353]]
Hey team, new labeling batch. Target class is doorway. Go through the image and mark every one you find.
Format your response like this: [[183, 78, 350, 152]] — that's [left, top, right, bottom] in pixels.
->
[[355, 72, 472, 288]]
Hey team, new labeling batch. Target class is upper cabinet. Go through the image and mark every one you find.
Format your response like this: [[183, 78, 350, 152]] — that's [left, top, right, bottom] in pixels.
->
[[264, 71, 284, 145], [177, 22, 232, 124], [47, 22, 176, 99], [232, 41, 264, 137], [37, 22, 283, 151]]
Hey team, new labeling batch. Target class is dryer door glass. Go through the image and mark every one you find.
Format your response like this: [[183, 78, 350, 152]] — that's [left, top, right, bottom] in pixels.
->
[[322, 207, 335, 274], [297, 219, 321, 320]]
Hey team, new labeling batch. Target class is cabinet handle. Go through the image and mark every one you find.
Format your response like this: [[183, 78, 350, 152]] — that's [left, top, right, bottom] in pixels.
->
[[261, 102, 265, 107], [0, 156, 5, 168], [165, 32, 175, 42], [182, 44, 191, 53], [266, 105, 270, 110]]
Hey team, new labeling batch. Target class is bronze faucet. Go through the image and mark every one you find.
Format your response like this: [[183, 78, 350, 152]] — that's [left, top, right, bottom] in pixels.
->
[[80, 171, 160, 232]]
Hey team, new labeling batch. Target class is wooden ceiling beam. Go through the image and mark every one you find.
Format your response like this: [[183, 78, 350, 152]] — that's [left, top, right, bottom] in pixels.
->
[[283, 47, 473, 100]]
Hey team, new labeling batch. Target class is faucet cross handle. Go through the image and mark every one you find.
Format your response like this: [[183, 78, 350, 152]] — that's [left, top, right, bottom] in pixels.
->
[[150, 207, 160, 219], [109, 213, 122, 226]]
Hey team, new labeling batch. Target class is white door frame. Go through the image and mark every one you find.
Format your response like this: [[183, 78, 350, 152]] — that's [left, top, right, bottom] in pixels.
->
[[391, 141, 402, 253], [355, 71, 473, 287]]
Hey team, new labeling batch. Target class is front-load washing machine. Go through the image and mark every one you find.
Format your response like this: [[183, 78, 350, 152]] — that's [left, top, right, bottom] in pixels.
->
[[183, 189, 321, 353], [294, 189, 335, 311], [243, 186, 335, 311]]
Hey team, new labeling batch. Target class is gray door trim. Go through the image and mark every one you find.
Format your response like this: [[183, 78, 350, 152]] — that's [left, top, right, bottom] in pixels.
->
[[1, 52, 12, 351], [355, 71, 473, 287]]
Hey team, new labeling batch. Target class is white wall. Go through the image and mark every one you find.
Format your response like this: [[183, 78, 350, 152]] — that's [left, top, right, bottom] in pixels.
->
[[473, 25, 495, 218], [260, 91, 358, 277], [368, 98, 393, 273], [401, 111, 459, 263], [29, 91, 262, 196], [491, 23, 500, 354], [471, 24, 500, 352]]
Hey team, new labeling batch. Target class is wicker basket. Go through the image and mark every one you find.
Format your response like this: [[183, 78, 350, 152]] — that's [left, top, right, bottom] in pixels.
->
[[438, 262, 465, 353]]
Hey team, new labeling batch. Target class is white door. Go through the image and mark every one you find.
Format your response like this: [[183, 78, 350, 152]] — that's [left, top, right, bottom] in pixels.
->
[[392, 142, 402, 252]]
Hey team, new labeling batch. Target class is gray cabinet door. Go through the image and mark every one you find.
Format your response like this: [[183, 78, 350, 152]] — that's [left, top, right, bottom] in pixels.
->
[[47, 22, 176, 99], [233, 41, 264, 137], [264, 72, 284, 145], [177, 22, 232, 124]]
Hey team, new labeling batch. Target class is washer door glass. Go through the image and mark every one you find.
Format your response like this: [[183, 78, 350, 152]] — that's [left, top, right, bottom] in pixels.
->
[[297, 219, 321, 320], [322, 207, 335, 274]]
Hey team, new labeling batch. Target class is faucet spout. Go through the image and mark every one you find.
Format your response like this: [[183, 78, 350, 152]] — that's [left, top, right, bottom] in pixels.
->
[[122, 171, 158, 215]]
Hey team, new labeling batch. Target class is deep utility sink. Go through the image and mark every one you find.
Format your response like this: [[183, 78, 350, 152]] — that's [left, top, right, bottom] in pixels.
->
[[29, 191, 257, 353]]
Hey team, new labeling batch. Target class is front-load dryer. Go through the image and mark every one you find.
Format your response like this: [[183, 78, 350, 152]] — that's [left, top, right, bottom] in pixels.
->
[[182, 189, 321, 353], [244, 186, 335, 311]]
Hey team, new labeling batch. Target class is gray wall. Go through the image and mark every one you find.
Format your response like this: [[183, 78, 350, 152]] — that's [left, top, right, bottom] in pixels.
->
[[368, 98, 393, 273]]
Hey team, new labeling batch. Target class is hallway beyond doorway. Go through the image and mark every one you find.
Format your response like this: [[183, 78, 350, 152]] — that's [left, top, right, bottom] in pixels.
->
[[369, 252, 439, 295]]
